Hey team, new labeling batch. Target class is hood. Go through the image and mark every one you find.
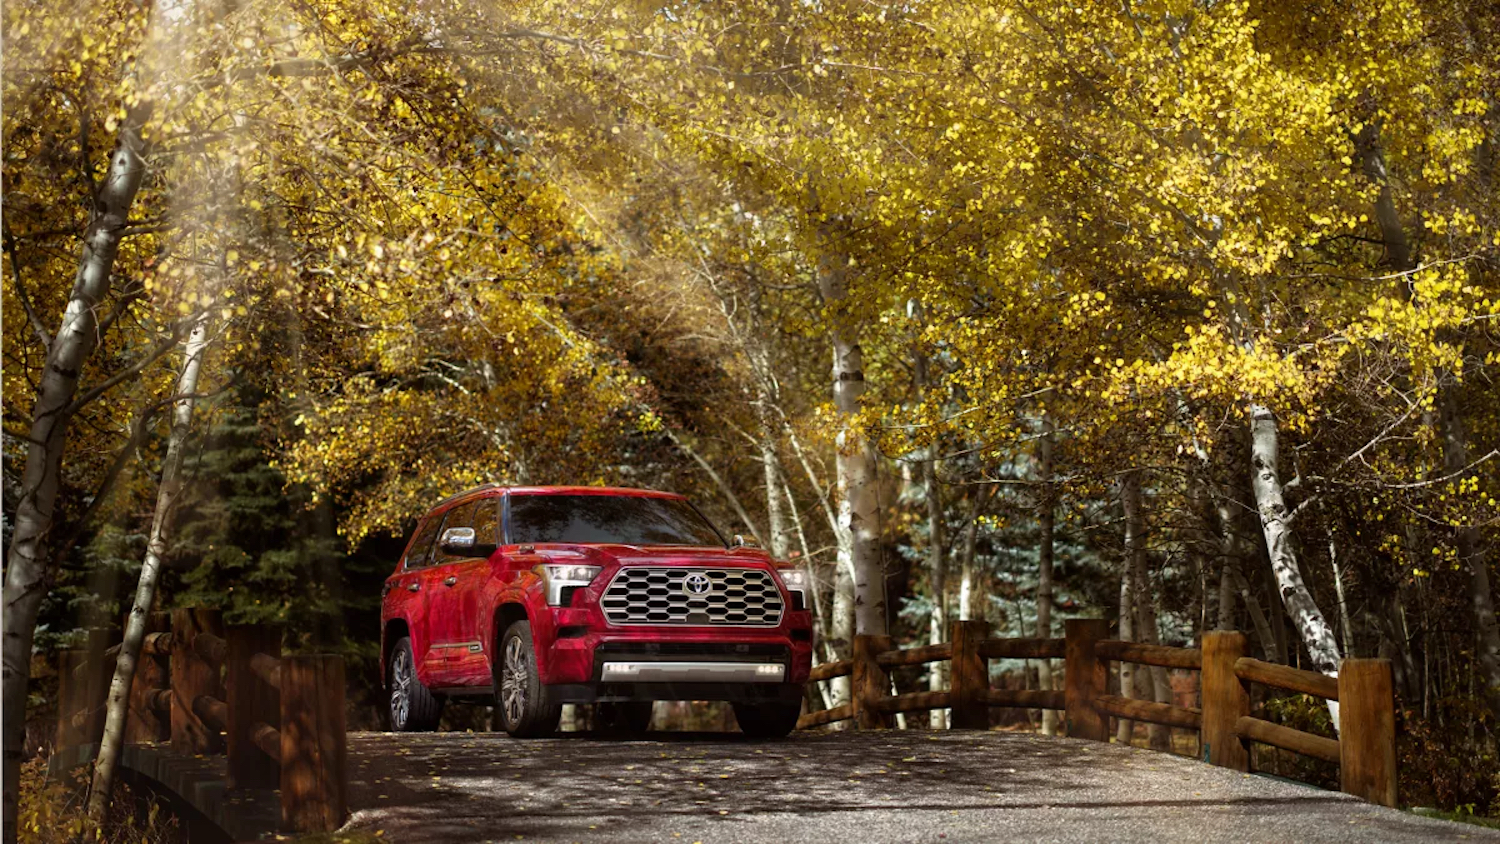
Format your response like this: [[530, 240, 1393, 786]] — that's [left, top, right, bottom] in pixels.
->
[[533, 543, 775, 569]]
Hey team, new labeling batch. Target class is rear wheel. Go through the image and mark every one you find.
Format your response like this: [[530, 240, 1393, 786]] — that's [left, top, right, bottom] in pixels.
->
[[733, 700, 802, 739], [595, 701, 653, 735], [494, 621, 561, 737], [388, 637, 443, 732]]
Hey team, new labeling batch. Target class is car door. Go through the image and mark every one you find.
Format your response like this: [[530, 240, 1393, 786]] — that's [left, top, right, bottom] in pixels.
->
[[392, 513, 445, 687], [424, 500, 495, 688], [442, 497, 501, 687]]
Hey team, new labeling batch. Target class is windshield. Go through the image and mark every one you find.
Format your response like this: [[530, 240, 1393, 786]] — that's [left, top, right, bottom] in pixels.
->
[[507, 494, 727, 547]]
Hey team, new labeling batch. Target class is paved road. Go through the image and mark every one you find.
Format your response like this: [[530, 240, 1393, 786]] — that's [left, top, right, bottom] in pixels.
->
[[344, 730, 1494, 843]]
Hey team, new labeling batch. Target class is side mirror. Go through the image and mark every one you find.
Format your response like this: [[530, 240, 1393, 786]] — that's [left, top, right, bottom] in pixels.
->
[[440, 527, 496, 557], [732, 534, 760, 549]]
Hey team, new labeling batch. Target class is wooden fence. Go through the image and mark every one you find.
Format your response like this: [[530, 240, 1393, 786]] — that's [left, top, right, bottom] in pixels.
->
[[56, 608, 349, 833], [799, 619, 1398, 807]]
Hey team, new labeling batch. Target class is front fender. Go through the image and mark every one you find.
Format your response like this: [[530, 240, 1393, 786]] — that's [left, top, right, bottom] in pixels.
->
[[482, 569, 556, 678]]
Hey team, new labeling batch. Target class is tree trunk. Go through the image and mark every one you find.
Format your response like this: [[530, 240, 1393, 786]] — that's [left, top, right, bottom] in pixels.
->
[[1357, 127, 1414, 275], [1440, 389, 1500, 720], [1231, 568, 1281, 662], [1035, 416, 1058, 735], [957, 485, 989, 622], [815, 234, 885, 636], [1215, 468, 1280, 654], [1328, 528, 1357, 658], [828, 554, 855, 727], [913, 338, 949, 727], [86, 314, 212, 826], [1215, 496, 1240, 631], [1116, 538, 1136, 745], [760, 431, 789, 560], [1122, 471, 1172, 750], [2, 105, 152, 844], [1248, 405, 1342, 728], [925, 448, 949, 727]]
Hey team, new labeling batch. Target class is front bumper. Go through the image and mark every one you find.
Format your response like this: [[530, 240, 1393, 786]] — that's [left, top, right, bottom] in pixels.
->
[[535, 606, 814, 697]]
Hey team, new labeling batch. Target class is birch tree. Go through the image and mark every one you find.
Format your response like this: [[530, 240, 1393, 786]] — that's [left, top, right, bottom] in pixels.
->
[[2, 11, 162, 835], [85, 312, 212, 830]]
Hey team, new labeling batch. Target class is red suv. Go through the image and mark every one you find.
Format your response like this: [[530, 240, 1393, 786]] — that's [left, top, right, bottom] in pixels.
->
[[381, 486, 813, 738]]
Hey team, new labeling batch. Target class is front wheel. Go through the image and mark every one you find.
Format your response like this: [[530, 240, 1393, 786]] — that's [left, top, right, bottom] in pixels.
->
[[389, 637, 443, 732], [494, 620, 561, 737], [732, 699, 802, 739]]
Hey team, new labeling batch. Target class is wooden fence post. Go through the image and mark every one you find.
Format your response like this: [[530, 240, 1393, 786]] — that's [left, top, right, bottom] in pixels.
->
[[171, 608, 224, 754], [1338, 658, 1397, 807], [82, 627, 121, 743], [949, 620, 992, 729], [281, 655, 348, 832], [56, 649, 89, 754], [227, 624, 282, 790], [126, 612, 171, 744], [1064, 619, 1108, 741], [851, 634, 894, 730], [1200, 630, 1250, 771]]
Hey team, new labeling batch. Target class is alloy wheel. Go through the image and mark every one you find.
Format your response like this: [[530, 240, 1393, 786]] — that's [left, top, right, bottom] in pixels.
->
[[502, 635, 527, 725], [390, 647, 412, 727]]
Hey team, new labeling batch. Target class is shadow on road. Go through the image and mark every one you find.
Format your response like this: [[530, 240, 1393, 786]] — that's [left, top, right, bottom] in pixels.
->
[[342, 730, 1495, 843]]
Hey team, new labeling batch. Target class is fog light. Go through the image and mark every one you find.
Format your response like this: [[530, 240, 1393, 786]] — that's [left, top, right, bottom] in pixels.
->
[[756, 664, 784, 677]]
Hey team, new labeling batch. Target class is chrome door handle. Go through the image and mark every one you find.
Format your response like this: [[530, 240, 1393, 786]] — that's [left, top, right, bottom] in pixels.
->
[[443, 576, 458, 587], [407, 582, 420, 592]]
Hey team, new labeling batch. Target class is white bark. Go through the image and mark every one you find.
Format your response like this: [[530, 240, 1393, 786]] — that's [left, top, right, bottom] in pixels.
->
[[87, 314, 212, 824], [1248, 404, 1342, 729], [828, 556, 855, 726], [1116, 541, 1136, 745], [2, 104, 152, 843], [815, 235, 886, 636], [1035, 417, 1058, 735], [759, 425, 789, 559], [957, 486, 988, 622], [782, 418, 854, 714], [925, 450, 948, 729]]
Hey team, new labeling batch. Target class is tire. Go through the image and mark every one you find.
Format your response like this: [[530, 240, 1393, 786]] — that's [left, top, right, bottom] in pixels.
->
[[596, 701, 653, 735], [494, 620, 561, 737], [388, 636, 443, 732], [733, 700, 802, 739]]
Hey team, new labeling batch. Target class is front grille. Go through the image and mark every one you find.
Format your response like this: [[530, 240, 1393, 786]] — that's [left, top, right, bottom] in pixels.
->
[[600, 567, 785, 627]]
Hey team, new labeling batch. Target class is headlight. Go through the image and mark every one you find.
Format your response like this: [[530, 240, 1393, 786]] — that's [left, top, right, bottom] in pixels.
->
[[535, 564, 602, 606], [775, 568, 810, 610], [776, 569, 809, 590]]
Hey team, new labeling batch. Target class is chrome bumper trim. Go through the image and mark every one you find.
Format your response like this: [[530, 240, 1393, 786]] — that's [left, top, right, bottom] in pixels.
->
[[599, 661, 786, 683]]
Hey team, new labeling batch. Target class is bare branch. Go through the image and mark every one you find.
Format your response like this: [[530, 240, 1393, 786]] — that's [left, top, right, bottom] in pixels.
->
[[2, 221, 54, 352], [64, 325, 187, 416]]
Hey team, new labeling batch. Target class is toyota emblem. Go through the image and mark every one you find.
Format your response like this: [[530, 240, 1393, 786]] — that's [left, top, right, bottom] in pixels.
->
[[681, 572, 713, 596]]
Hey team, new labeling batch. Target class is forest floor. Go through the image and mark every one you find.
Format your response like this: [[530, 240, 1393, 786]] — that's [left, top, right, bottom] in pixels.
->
[[340, 729, 1494, 843]]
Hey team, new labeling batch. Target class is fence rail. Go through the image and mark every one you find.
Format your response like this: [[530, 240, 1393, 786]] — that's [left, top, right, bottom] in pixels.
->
[[55, 608, 349, 834], [798, 619, 1397, 807]]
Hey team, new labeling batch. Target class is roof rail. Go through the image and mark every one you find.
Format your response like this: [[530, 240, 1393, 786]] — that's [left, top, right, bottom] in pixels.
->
[[430, 483, 503, 512]]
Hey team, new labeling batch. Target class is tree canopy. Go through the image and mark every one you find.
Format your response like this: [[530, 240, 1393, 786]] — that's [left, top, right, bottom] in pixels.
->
[[4, 0, 1499, 830]]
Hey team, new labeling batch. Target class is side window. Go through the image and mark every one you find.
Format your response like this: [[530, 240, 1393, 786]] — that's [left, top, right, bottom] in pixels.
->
[[403, 515, 443, 569], [472, 498, 499, 547], [433, 500, 478, 564]]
